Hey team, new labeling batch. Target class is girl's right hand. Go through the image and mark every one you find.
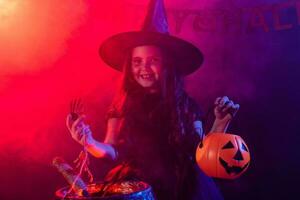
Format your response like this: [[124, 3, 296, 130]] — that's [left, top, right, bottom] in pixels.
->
[[66, 114, 94, 146]]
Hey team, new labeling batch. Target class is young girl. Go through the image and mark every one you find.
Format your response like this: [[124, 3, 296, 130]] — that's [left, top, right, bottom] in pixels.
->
[[66, 0, 239, 199]]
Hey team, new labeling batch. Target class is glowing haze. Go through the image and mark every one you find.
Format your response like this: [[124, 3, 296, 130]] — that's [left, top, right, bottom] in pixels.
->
[[0, 0, 288, 162], [0, 1, 295, 199]]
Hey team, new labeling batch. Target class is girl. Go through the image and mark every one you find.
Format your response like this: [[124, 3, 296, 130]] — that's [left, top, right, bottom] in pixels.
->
[[66, 0, 239, 199]]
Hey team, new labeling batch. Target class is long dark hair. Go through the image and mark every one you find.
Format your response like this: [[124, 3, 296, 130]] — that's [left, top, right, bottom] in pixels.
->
[[108, 45, 198, 144]]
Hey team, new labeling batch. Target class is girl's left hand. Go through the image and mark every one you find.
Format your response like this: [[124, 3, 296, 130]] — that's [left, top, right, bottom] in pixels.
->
[[214, 96, 240, 122]]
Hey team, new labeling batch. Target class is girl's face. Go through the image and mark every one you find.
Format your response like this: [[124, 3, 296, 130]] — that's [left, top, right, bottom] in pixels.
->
[[131, 45, 162, 90]]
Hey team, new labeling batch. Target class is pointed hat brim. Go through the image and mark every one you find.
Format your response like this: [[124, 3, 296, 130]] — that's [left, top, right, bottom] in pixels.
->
[[99, 31, 203, 75]]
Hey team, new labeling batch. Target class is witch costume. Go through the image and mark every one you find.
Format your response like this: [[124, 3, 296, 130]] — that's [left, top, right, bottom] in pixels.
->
[[99, 0, 224, 199]]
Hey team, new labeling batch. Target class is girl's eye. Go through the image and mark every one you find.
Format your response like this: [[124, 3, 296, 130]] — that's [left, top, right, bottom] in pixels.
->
[[151, 57, 160, 63], [132, 59, 142, 66]]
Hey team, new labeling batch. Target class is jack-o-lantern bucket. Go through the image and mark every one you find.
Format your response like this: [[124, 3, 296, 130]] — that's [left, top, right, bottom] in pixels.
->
[[196, 133, 250, 179]]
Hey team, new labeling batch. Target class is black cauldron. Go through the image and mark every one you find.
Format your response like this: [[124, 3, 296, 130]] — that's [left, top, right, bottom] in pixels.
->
[[55, 180, 155, 200]]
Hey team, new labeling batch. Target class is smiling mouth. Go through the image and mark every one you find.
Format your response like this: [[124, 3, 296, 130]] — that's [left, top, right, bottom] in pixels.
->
[[219, 158, 249, 175], [140, 74, 155, 80]]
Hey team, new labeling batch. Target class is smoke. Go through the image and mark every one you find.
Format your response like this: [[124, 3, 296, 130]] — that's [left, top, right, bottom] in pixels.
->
[[0, 0, 88, 161], [0, 0, 130, 165], [0, 0, 87, 75], [0, 0, 298, 199], [0, 0, 292, 165]]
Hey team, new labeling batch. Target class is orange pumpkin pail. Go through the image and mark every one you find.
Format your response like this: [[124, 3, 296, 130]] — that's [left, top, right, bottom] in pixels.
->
[[196, 133, 250, 179]]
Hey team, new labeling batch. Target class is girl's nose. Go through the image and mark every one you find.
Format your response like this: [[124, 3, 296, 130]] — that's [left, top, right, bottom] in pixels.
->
[[141, 60, 151, 70]]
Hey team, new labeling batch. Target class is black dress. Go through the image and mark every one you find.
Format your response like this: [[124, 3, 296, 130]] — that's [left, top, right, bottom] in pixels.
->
[[105, 92, 223, 200]]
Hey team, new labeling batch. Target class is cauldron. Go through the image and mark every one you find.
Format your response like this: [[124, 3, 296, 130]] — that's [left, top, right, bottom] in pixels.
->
[[55, 180, 156, 200]]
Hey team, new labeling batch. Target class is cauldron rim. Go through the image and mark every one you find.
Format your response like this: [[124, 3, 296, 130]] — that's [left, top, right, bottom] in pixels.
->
[[55, 180, 154, 200]]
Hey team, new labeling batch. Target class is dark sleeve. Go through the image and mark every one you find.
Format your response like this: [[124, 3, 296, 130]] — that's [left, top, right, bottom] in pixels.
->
[[105, 110, 133, 163], [187, 96, 204, 122], [183, 96, 204, 161], [105, 105, 123, 121]]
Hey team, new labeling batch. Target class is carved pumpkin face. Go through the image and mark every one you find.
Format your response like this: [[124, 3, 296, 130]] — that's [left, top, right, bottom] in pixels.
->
[[196, 133, 250, 179]]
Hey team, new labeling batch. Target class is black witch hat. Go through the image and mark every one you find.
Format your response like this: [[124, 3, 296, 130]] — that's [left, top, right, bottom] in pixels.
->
[[99, 0, 203, 75]]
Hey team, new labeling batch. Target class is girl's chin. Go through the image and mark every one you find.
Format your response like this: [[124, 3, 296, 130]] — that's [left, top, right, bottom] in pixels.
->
[[137, 80, 156, 88], [138, 83, 159, 91]]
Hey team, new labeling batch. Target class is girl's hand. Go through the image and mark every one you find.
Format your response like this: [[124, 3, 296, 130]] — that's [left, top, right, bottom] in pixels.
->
[[66, 114, 94, 146], [214, 96, 240, 122]]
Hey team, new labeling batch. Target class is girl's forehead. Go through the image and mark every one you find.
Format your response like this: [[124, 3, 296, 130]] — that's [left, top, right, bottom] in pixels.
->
[[132, 45, 162, 57]]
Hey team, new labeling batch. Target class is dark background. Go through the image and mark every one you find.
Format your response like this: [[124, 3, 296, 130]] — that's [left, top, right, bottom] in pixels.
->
[[0, 0, 299, 199]]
